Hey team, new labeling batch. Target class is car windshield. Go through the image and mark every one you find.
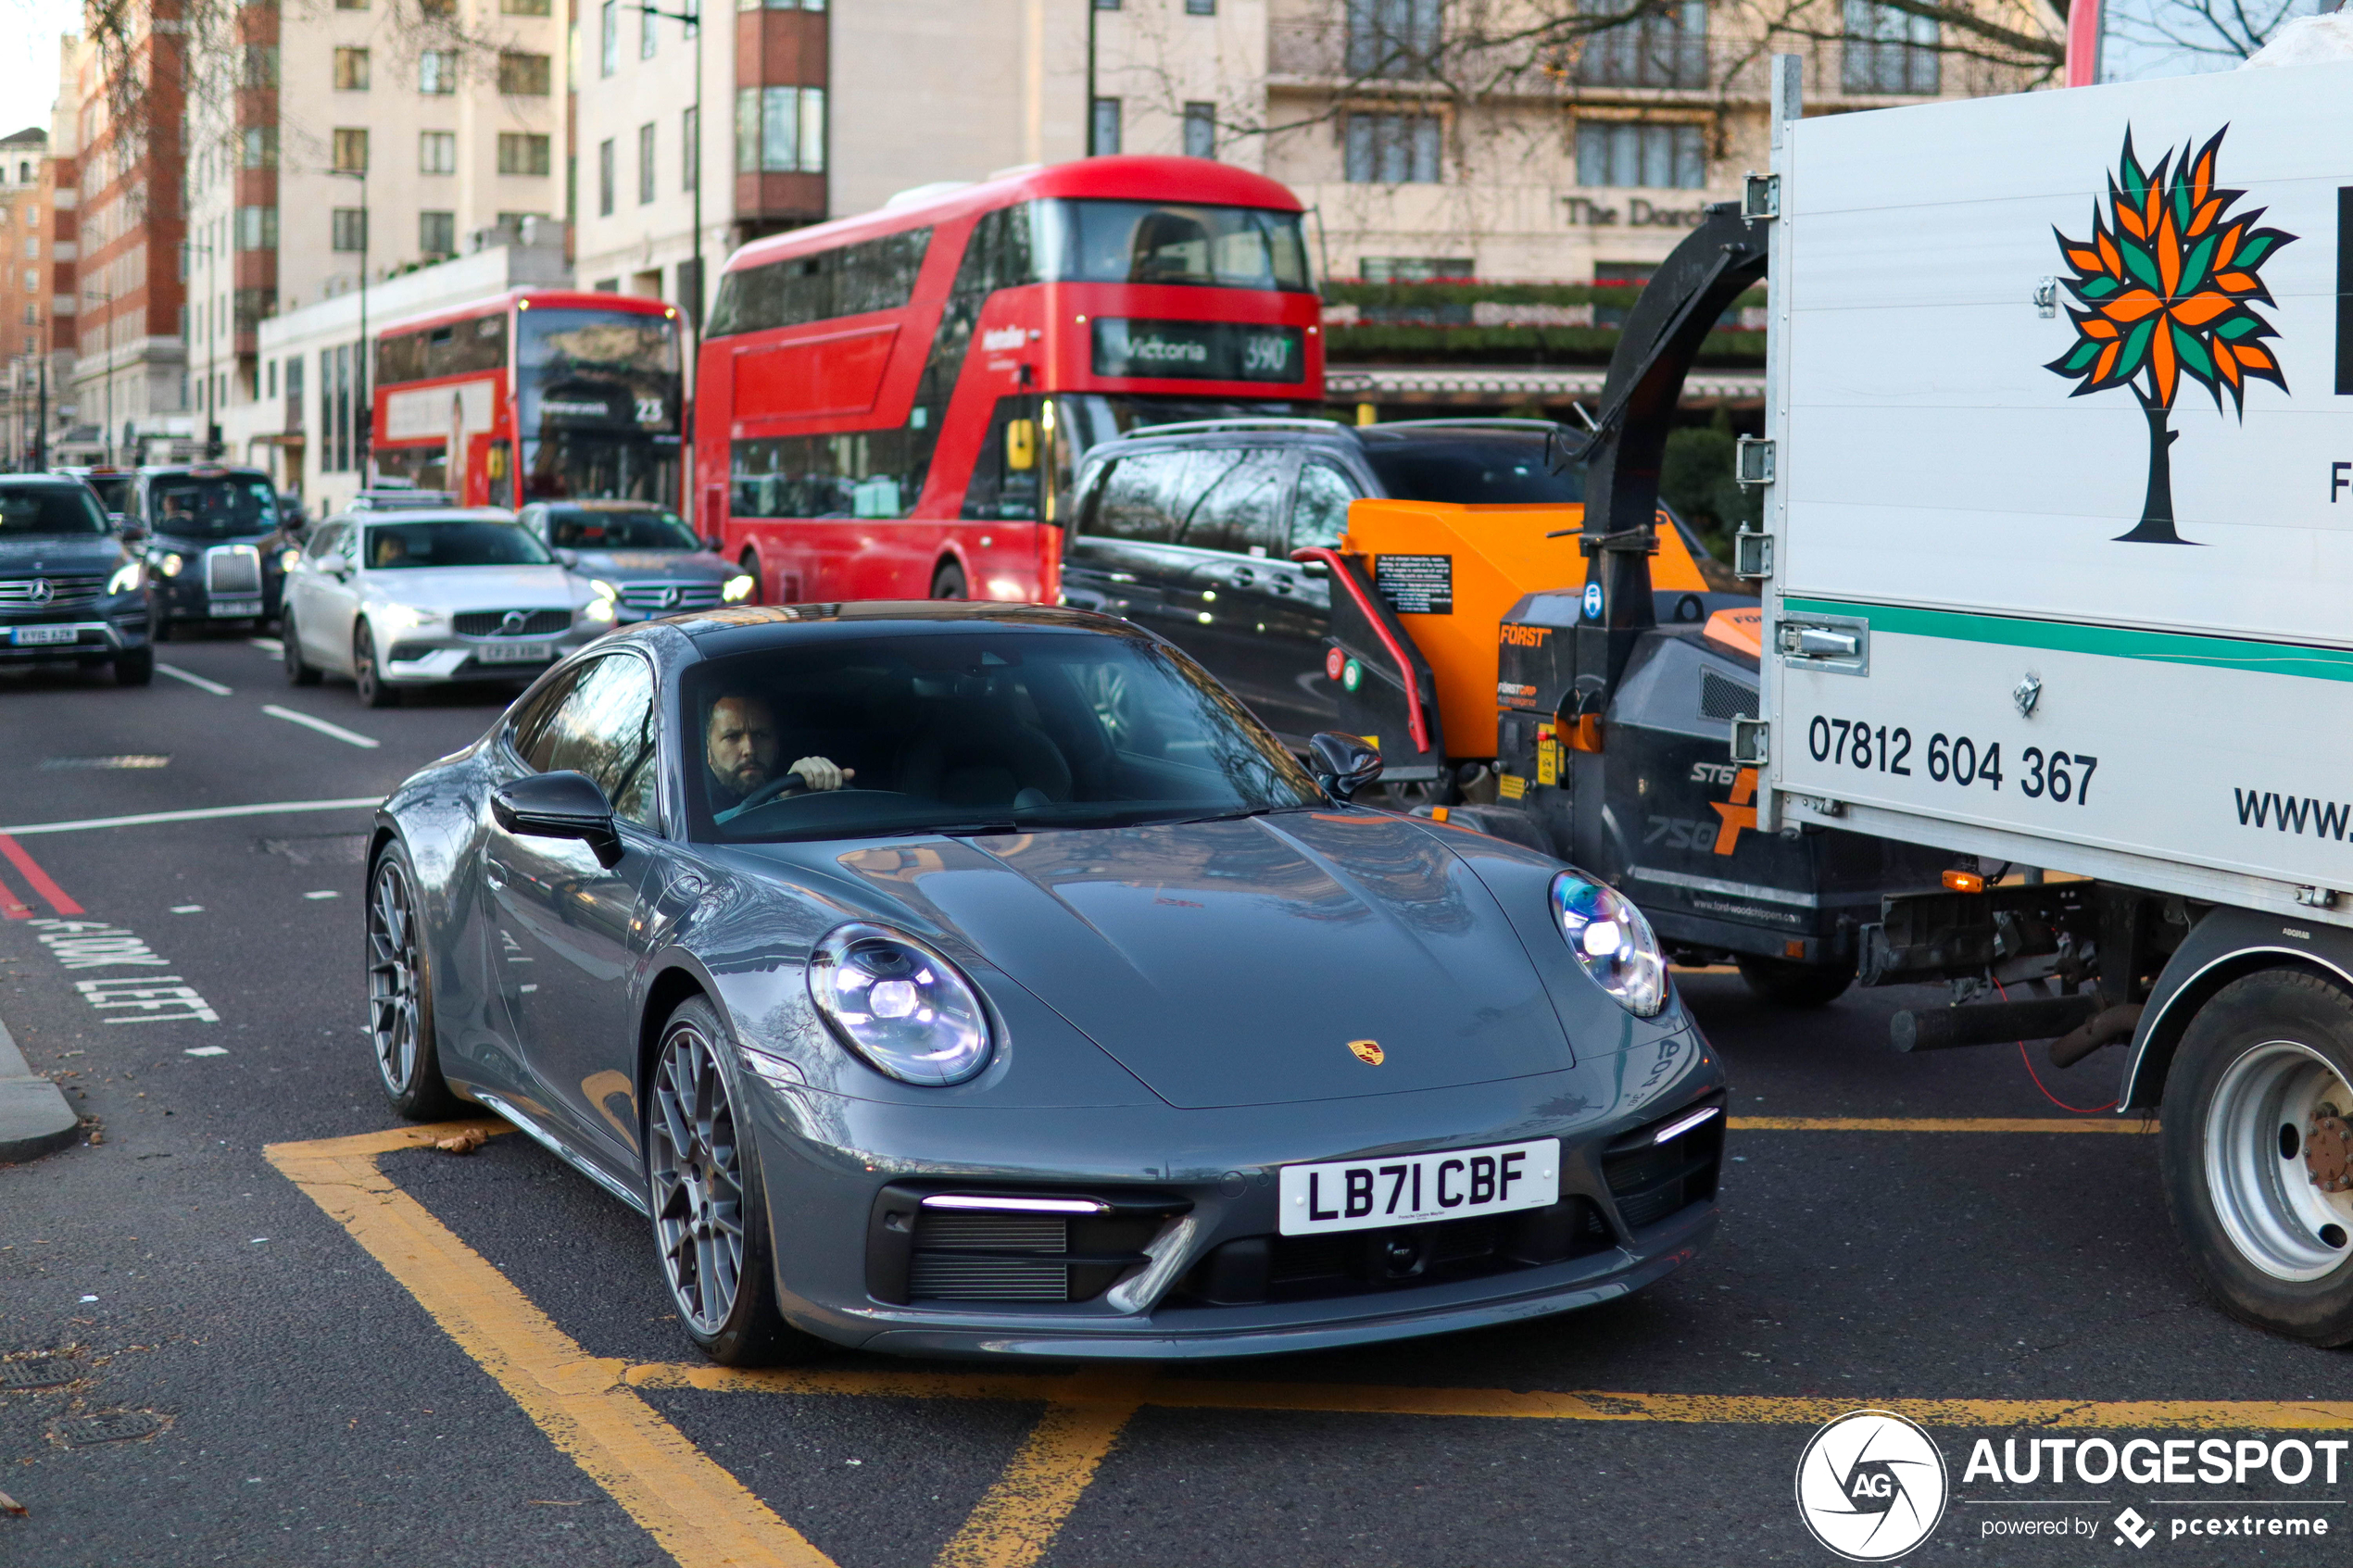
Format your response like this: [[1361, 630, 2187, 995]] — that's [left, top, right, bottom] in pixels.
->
[[547, 508, 698, 550], [0, 483, 109, 536], [149, 474, 279, 538], [1364, 433, 1585, 505], [362, 520, 554, 570], [78, 473, 132, 514], [687, 629, 1324, 844]]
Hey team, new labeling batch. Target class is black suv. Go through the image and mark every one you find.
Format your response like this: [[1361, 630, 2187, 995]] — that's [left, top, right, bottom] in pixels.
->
[[1065, 417, 1635, 746], [125, 465, 302, 637], [0, 475, 154, 684]]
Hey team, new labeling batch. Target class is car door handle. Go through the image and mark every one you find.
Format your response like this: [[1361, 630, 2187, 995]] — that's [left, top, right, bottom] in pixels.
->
[[1107, 572, 1137, 583]]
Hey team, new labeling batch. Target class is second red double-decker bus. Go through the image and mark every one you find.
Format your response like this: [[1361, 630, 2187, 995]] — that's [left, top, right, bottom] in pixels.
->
[[371, 289, 686, 509], [697, 156, 1325, 605]]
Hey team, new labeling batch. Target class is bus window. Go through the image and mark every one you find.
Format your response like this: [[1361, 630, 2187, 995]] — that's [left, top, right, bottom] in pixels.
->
[[1041, 201, 1312, 292], [963, 397, 1048, 522]]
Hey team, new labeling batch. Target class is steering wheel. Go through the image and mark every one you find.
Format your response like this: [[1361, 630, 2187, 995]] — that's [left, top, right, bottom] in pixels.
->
[[720, 776, 906, 823], [732, 771, 812, 815]]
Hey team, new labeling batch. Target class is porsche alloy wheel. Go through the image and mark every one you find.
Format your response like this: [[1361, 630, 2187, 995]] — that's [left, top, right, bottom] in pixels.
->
[[646, 999, 805, 1363], [368, 845, 456, 1119]]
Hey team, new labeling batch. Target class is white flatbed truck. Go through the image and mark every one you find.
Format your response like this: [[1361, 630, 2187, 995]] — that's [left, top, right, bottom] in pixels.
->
[[1743, 55, 2353, 1342]]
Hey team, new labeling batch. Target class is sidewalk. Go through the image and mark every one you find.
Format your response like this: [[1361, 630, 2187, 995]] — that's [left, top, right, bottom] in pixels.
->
[[0, 1011, 78, 1163]]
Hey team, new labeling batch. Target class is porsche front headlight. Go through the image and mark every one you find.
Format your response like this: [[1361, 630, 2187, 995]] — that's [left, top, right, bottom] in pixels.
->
[[722, 573, 755, 604], [807, 922, 993, 1085], [1549, 871, 1667, 1017]]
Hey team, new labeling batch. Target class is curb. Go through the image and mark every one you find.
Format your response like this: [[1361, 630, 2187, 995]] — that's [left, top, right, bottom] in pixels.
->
[[0, 1012, 78, 1165]]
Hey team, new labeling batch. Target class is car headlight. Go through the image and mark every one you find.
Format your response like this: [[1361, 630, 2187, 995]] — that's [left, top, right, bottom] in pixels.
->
[[157, 552, 183, 577], [279, 547, 301, 572], [806, 922, 993, 1085], [1549, 870, 1667, 1017], [375, 603, 447, 633], [589, 578, 619, 600], [722, 573, 755, 604], [107, 561, 145, 596], [583, 596, 616, 623]]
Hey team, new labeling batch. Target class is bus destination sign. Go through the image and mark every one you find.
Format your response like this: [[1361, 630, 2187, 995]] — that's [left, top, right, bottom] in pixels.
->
[[1092, 319, 1303, 383]]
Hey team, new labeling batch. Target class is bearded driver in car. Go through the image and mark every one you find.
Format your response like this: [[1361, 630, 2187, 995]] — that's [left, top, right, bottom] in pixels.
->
[[705, 693, 853, 812]]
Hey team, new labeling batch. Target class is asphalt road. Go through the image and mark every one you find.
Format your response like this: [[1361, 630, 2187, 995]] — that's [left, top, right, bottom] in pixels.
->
[[1, 628, 2346, 1568]]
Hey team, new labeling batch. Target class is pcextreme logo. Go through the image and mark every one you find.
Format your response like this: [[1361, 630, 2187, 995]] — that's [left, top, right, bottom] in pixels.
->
[[1795, 1410, 1950, 1561], [2045, 126, 2296, 546]]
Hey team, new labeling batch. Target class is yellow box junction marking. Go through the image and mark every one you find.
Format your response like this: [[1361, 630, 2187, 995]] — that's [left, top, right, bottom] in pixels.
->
[[273, 1116, 2278, 1568]]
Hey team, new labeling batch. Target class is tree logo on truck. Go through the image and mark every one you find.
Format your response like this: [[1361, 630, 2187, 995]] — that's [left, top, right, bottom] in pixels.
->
[[2045, 128, 2296, 546]]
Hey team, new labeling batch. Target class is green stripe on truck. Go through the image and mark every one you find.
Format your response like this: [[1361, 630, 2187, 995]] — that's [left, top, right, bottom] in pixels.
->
[[1781, 597, 2353, 684]]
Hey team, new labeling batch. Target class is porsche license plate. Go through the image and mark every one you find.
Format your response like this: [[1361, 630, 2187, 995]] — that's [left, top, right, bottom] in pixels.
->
[[208, 598, 262, 618], [12, 625, 78, 646], [474, 642, 552, 664], [1277, 1137, 1560, 1236]]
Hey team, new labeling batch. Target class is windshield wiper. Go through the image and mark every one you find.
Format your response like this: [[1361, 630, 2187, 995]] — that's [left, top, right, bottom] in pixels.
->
[[1158, 804, 1291, 826], [861, 821, 1025, 839]]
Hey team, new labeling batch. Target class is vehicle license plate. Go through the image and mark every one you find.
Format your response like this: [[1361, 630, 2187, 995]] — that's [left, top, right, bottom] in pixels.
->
[[208, 598, 262, 618], [1277, 1137, 1561, 1236], [12, 625, 77, 646], [474, 641, 552, 664]]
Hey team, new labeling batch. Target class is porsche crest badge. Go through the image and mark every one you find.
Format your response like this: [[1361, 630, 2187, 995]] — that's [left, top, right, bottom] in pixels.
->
[[1347, 1039, 1384, 1066]]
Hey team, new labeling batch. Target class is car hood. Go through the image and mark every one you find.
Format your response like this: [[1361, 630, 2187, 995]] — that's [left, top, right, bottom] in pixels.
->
[[568, 548, 732, 581], [362, 564, 580, 609], [812, 810, 1577, 1109], [0, 535, 126, 576]]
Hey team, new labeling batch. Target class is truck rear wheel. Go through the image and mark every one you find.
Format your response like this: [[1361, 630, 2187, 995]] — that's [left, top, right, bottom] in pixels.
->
[[2160, 969, 2353, 1345], [1735, 953, 1855, 1008]]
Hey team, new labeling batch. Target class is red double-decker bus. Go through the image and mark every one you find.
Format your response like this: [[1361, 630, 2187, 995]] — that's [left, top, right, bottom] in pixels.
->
[[698, 157, 1325, 604], [371, 289, 686, 510]]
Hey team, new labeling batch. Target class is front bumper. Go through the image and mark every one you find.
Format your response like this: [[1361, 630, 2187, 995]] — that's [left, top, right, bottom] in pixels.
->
[[0, 611, 151, 661], [152, 571, 283, 623], [745, 1028, 1726, 1359], [382, 629, 597, 684]]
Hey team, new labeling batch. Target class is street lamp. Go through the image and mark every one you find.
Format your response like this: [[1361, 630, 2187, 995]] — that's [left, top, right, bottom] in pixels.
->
[[329, 165, 370, 483], [634, 0, 702, 516]]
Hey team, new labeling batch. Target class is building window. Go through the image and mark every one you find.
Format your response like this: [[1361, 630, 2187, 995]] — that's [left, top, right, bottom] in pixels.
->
[[420, 211, 456, 255], [332, 209, 368, 251], [1574, 120, 1705, 189], [1344, 113, 1440, 182], [682, 105, 698, 191], [419, 0, 455, 15], [1093, 0, 1118, 9], [1359, 256, 1472, 282], [744, 0, 825, 7], [422, 131, 458, 174], [334, 0, 364, 8], [1185, 0, 1214, 11], [498, 52, 552, 94], [333, 46, 371, 90], [267, 359, 277, 397], [1843, 0, 1941, 93], [637, 123, 656, 203], [641, 0, 657, 56], [1575, 0, 1707, 89], [735, 86, 825, 173], [421, 50, 459, 94], [1345, 0, 1442, 80], [503, 0, 552, 12], [1183, 102, 1215, 159], [332, 128, 370, 172], [241, 127, 277, 168], [235, 206, 278, 248], [601, 0, 619, 76], [1090, 97, 1121, 156], [598, 137, 615, 215], [498, 132, 552, 176]]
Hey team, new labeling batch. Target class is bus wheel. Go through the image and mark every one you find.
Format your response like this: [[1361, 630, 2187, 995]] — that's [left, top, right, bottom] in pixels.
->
[[2161, 969, 2353, 1345], [737, 551, 763, 605], [930, 561, 968, 600]]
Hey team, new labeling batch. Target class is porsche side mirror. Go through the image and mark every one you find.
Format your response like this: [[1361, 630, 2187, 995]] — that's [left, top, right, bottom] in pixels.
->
[[492, 771, 623, 866], [1308, 732, 1384, 803]]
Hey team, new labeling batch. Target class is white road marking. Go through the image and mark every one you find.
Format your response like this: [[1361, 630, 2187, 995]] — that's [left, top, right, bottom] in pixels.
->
[[155, 663, 233, 696], [248, 636, 283, 654], [0, 798, 380, 836], [170, 905, 203, 913], [261, 705, 381, 749], [185, 1046, 229, 1057], [303, 890, 339, 900]]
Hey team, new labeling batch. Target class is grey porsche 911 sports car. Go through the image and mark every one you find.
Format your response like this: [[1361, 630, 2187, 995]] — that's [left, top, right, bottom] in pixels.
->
[[367, 602, 1726, 1362]]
